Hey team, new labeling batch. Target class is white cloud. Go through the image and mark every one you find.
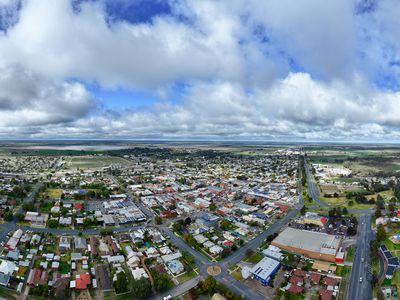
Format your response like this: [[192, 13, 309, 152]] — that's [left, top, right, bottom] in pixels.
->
[[0, 66, 95, 127], [0, 0, 398, 140]]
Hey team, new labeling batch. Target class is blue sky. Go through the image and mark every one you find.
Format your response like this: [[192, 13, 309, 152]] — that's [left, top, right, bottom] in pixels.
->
[[0, 0, 399, 140]]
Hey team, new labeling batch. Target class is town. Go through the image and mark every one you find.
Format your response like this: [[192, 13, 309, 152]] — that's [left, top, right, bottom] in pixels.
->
[[0, 143, 395, 300]]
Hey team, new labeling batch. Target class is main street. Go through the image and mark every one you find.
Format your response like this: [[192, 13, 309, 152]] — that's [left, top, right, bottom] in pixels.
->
[[347, 214, 374, 300], [303, 156, 374, 300]]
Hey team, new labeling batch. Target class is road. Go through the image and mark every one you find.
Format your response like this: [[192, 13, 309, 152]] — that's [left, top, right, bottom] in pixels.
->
[[303, 156, 374, 300], [347, 214, 374, 300]]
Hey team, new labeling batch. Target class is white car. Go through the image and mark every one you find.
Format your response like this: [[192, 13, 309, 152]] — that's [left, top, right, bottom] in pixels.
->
[[359, 277, 363, 283], [163, 296, 172, 300]]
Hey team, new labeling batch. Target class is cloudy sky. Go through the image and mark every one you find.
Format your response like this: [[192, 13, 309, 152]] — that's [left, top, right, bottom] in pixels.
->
[[0, 0, 399, 141]]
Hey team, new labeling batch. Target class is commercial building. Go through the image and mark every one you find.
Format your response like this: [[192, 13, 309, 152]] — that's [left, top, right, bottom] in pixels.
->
[[271, 227, 342, 262], [250, 257, 280, 286], [298, 212, 327, 227]]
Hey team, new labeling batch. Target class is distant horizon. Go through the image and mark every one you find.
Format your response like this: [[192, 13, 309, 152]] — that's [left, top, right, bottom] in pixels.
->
[[1, 138, 400, 146]]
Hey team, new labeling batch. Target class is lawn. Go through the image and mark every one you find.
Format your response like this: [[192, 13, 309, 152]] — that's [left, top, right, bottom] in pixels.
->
[[231, 270, 243, 281], [65, 156, 132, 169], [58, 262, 71, 274], [176, 269, 198, 284], [0, 288, 17, 300], [345, 246, 355, 263], [245, 252, 263, 264], [319, 196, 374, 210], [335, 265, 350, 277], [46, 188, 63, 199]]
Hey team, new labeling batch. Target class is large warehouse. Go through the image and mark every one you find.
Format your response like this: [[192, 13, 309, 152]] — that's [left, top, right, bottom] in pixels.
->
[[271, 227, 342, 262]]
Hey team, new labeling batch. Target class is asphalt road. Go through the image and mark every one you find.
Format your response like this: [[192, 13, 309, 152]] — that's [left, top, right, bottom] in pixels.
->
[[347, 214, 374, 300], [303, 157, 374, 300]]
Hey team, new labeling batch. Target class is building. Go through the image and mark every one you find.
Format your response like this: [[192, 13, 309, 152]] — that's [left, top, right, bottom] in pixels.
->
[[196, 213, 220, 227], [271, 227, 342, 262], [298, 212, 327, 227], [167, 260, 184, 275], [59, 236, 71, 252], [74, 237, 87, 252], [250, 257, 280, 286]]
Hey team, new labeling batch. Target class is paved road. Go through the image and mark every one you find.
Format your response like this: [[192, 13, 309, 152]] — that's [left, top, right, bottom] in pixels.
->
[[303, 156, 374, 300], [347, 214, 374, 300]]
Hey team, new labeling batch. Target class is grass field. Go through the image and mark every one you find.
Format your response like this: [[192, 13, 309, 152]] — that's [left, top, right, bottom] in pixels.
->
[[319, 196, 374, 210], [245, 252, 263, 264], [64, 156, 132, 169], [46, 188, 63, 198], [176, 269, 198, 284]]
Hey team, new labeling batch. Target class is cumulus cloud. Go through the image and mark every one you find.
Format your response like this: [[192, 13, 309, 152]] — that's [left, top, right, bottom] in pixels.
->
[[0, 66, 95, 127], [0, 0, 398, 140]]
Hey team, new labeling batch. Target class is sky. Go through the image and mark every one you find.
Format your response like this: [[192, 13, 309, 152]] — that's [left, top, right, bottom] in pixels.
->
[[0, 0, 399, 141]]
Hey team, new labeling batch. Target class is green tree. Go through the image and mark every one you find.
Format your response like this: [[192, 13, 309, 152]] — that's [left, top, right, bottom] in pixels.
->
[[155, 216, 162, 225], [376, 224, 387, 242], [202, 276, 217, 294], [114, 272, 128, 294], [83, 217, 92, 228], [47, 219, 59, 228], [209, 203, 217, 211], [3, 211, 13, 221], [15, 213, 25, 222], [375, 207, 382, 219], [154, 272, 174, 292], [131, 277, 152, 299], [300, 205, 306, 215]]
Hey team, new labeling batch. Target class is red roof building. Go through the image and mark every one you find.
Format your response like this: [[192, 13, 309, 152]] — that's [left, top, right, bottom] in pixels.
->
[[75, 274, 91, 289], [319, 289, 333, 300], [290, 276, 304, 286], [74, 203, 84, 211], [310, 273, 321, 285], [288, 285, 304, 294], [323, 277, 338, 287], [293, 269, 307, 277]]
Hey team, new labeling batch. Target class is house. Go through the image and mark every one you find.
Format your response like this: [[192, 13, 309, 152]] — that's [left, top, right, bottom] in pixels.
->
[[310, 273, 321, 285], [196, 213, 220, 227], [288, 284, 304, 294], [74, 237, 87, 252], [0, 274, 10, 287], [59, 236, 71, 252], [6, 250, 19, 261], [53, 277, 69, 300], [209, 245, 224, 255], [131, 268, 148, 280], [0, 260, 16, 276], [74, 273, 91, 289], [27, 268, 48, 286], [290, 276, 304, 286], [319, 289, 333, 300], [167, 260, 184, 275]]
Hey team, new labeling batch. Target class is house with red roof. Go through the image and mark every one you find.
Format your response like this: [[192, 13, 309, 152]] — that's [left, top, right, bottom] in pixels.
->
[[290, 276, 304, 286], [319, 289, 333, 300], [293, 269, 306, 277], [74, 203, 84, 211], [288, 284, 304, 295], [75, 274, 91, 290], [323, 277, 338, 289], [310, 273, 321, 285]]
